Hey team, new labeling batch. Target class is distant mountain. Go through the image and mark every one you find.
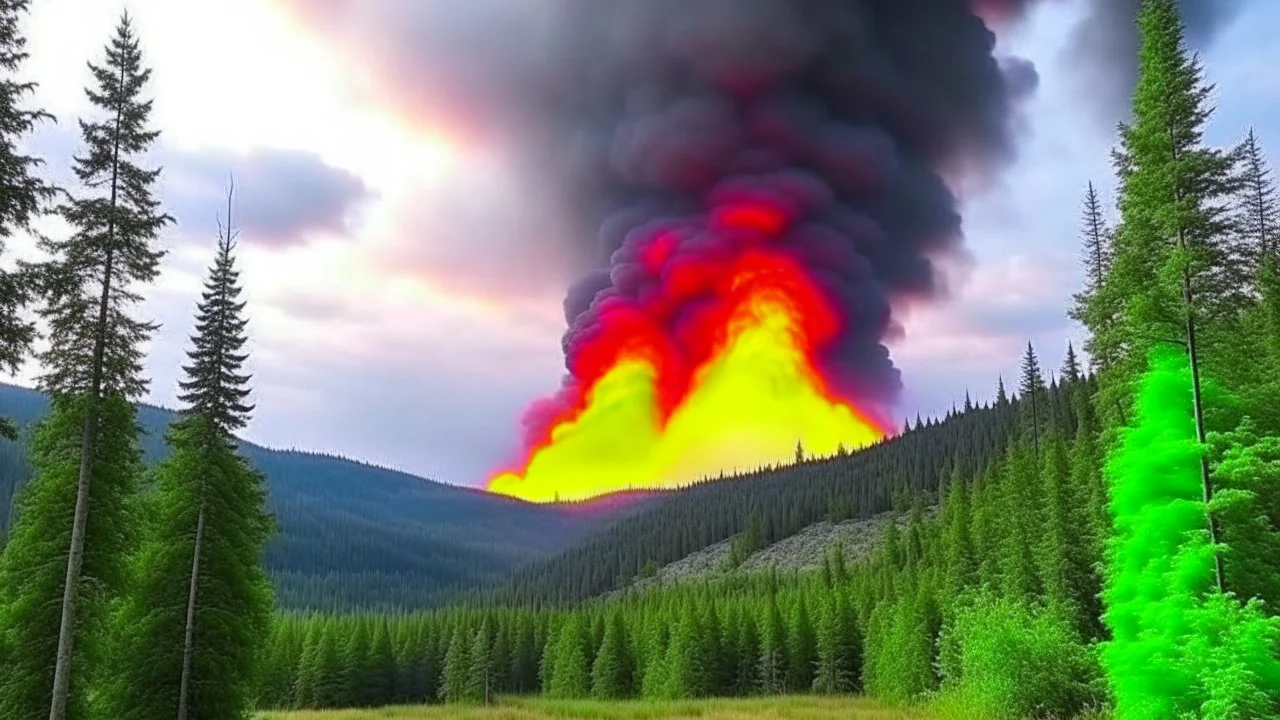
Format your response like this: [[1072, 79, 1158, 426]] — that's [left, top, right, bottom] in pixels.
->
[[0, 383, 650, 611]]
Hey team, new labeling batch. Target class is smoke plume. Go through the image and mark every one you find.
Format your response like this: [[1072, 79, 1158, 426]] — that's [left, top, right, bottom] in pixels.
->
[[275, 0, 1254, 484], [500, 0, 1044, 444]]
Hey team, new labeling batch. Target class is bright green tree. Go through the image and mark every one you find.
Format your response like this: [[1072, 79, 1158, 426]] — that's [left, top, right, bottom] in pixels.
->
[[591, 611, 634, 699], [438, 627, 471, 703]]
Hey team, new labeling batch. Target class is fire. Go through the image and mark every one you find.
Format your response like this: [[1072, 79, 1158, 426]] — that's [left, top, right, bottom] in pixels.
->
[[486, 201, 888, 503]]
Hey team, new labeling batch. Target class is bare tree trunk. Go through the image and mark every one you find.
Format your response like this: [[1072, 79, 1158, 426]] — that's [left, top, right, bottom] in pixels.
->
[[49, 63, 125, 720], [177, 502, 206, 720]]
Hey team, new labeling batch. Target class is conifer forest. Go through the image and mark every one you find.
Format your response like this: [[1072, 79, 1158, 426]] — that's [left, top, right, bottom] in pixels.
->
[[1, 1, 1280, 719]]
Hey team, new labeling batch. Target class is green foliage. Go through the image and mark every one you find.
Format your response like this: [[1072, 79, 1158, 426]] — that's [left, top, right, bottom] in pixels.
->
[[0, 395, 140, 720], [591, 612, 634, 699], [861, 590, 936, 703], [1101, 347, 1280, 718], [0, 0, 56, 437], [937, 591, 1104, 719]]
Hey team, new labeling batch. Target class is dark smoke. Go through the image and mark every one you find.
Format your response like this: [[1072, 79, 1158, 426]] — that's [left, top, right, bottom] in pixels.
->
[[494, 0, 1047, 438], [276, 0, 1250, 447], [1066, 0, 1249, 126]]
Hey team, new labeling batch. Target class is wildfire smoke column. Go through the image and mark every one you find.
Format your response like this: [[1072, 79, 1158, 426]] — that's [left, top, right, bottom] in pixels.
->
[[486, 0, 1037, 503]]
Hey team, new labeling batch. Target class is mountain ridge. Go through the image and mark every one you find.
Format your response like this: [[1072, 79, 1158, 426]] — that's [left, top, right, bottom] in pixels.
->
[[0, 382, 652, 610]]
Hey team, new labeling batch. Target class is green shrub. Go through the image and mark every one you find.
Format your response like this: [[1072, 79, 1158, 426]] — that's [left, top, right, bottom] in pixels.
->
[[937, 591, 1105, 719]]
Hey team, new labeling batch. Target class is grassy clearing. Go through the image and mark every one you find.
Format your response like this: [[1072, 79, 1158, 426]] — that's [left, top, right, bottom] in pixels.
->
[[257, 695, 941, 720]]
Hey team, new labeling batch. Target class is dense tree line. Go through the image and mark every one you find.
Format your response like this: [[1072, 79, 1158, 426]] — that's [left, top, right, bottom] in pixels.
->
[[257, 352, 1107, 717]]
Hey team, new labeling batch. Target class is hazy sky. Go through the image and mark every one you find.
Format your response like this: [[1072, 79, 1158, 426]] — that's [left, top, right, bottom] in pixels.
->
[[2, 0, 1277, 486]]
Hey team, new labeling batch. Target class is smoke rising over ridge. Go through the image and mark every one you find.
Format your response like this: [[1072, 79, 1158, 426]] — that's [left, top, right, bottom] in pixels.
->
[[275, 0, 1252, 475]]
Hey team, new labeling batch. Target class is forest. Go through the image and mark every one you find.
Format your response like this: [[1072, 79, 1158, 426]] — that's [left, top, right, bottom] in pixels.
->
[[1, 1, 1280, 719]]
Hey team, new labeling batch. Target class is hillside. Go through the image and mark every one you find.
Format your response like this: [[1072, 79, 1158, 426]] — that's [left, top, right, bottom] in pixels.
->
[[488, 376, 1086, 606], [621, 506, 939, 593], [0, 383, 649, 610]]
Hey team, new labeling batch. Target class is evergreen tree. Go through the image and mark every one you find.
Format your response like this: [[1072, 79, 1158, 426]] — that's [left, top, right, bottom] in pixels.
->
[[438, 627, 470, 703], [1070, 183, 1116, 371], [548, 616, 591, 698], [812, 592, 859, 693], [664, 606, 711, 698], [310, 620, 343, 708], [23, 14, 170, 719], [338, 618, 371, 708], [785, 596, 817, 692], [0, 396, 140, 720], [591, 611, 634, 699], [467, 622, 493, 704], [97, 188, 271, 720], [758, 596, 788, 694], [1232, 128, 1278, 273], [1060, 342, 1082, 384], [1101, 0, 1240, 589], [367, 620, 396, 707], [0, 0, 56, 440], [1018, 342, 1048, 457]]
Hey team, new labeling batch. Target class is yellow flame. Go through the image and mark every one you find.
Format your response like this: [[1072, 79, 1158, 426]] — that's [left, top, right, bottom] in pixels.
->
[[488, 298, 883, 503]]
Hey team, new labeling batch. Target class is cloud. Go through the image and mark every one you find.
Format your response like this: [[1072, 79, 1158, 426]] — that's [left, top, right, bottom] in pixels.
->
[[162, 146, 373, 248], [369, 171, 580, 305], [22, 124, 372, 249]]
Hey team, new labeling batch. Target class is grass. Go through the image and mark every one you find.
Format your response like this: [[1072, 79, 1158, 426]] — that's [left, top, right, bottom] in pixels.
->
[[258, 695, 942, 720]]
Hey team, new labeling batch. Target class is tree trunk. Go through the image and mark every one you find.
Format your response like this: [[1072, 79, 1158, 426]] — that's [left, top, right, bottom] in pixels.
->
[[1169, 127, 1226, 593], [49, 63, 125, 720], [177, 502, 206, 720], [1182, 271, 1226, 592]]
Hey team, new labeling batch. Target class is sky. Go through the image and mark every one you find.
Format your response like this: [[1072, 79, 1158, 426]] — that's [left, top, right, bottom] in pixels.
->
[[2, 0, 1278, 487]]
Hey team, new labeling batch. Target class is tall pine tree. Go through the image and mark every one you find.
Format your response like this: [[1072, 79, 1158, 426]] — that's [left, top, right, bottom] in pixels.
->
[[0, 14, 168, 720], [99, 183, 270, 720]]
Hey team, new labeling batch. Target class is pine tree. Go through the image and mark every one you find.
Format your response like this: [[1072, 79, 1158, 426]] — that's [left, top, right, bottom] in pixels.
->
[[0, 0, 56, 441], [1105, 0, 1238, 590], [338, 618, 371, 708], [467, 622, 493, 704], [367, 620, 396, 707], [25, 14, 170, 719], [0, 395, 140, 720], [1018, 342, 1048, 457], [1232, 128, 1279, 274], [758, 596, 788, 694], [310, 621, 343, 708], [1070, 182, 1116, 371], [785, 597, 817, 692], [1061, 342, 1082, 384], [812, 592, 859, 693], [591, 611, 634, 699], [438, 628, 470, 703], [548, 616, 591, 698], [664, 606, 711, 698], [97, 186, 271, 720]]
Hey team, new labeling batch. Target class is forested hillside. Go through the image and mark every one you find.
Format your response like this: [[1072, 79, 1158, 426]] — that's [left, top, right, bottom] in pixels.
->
[[0, 383, 647, 609]]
